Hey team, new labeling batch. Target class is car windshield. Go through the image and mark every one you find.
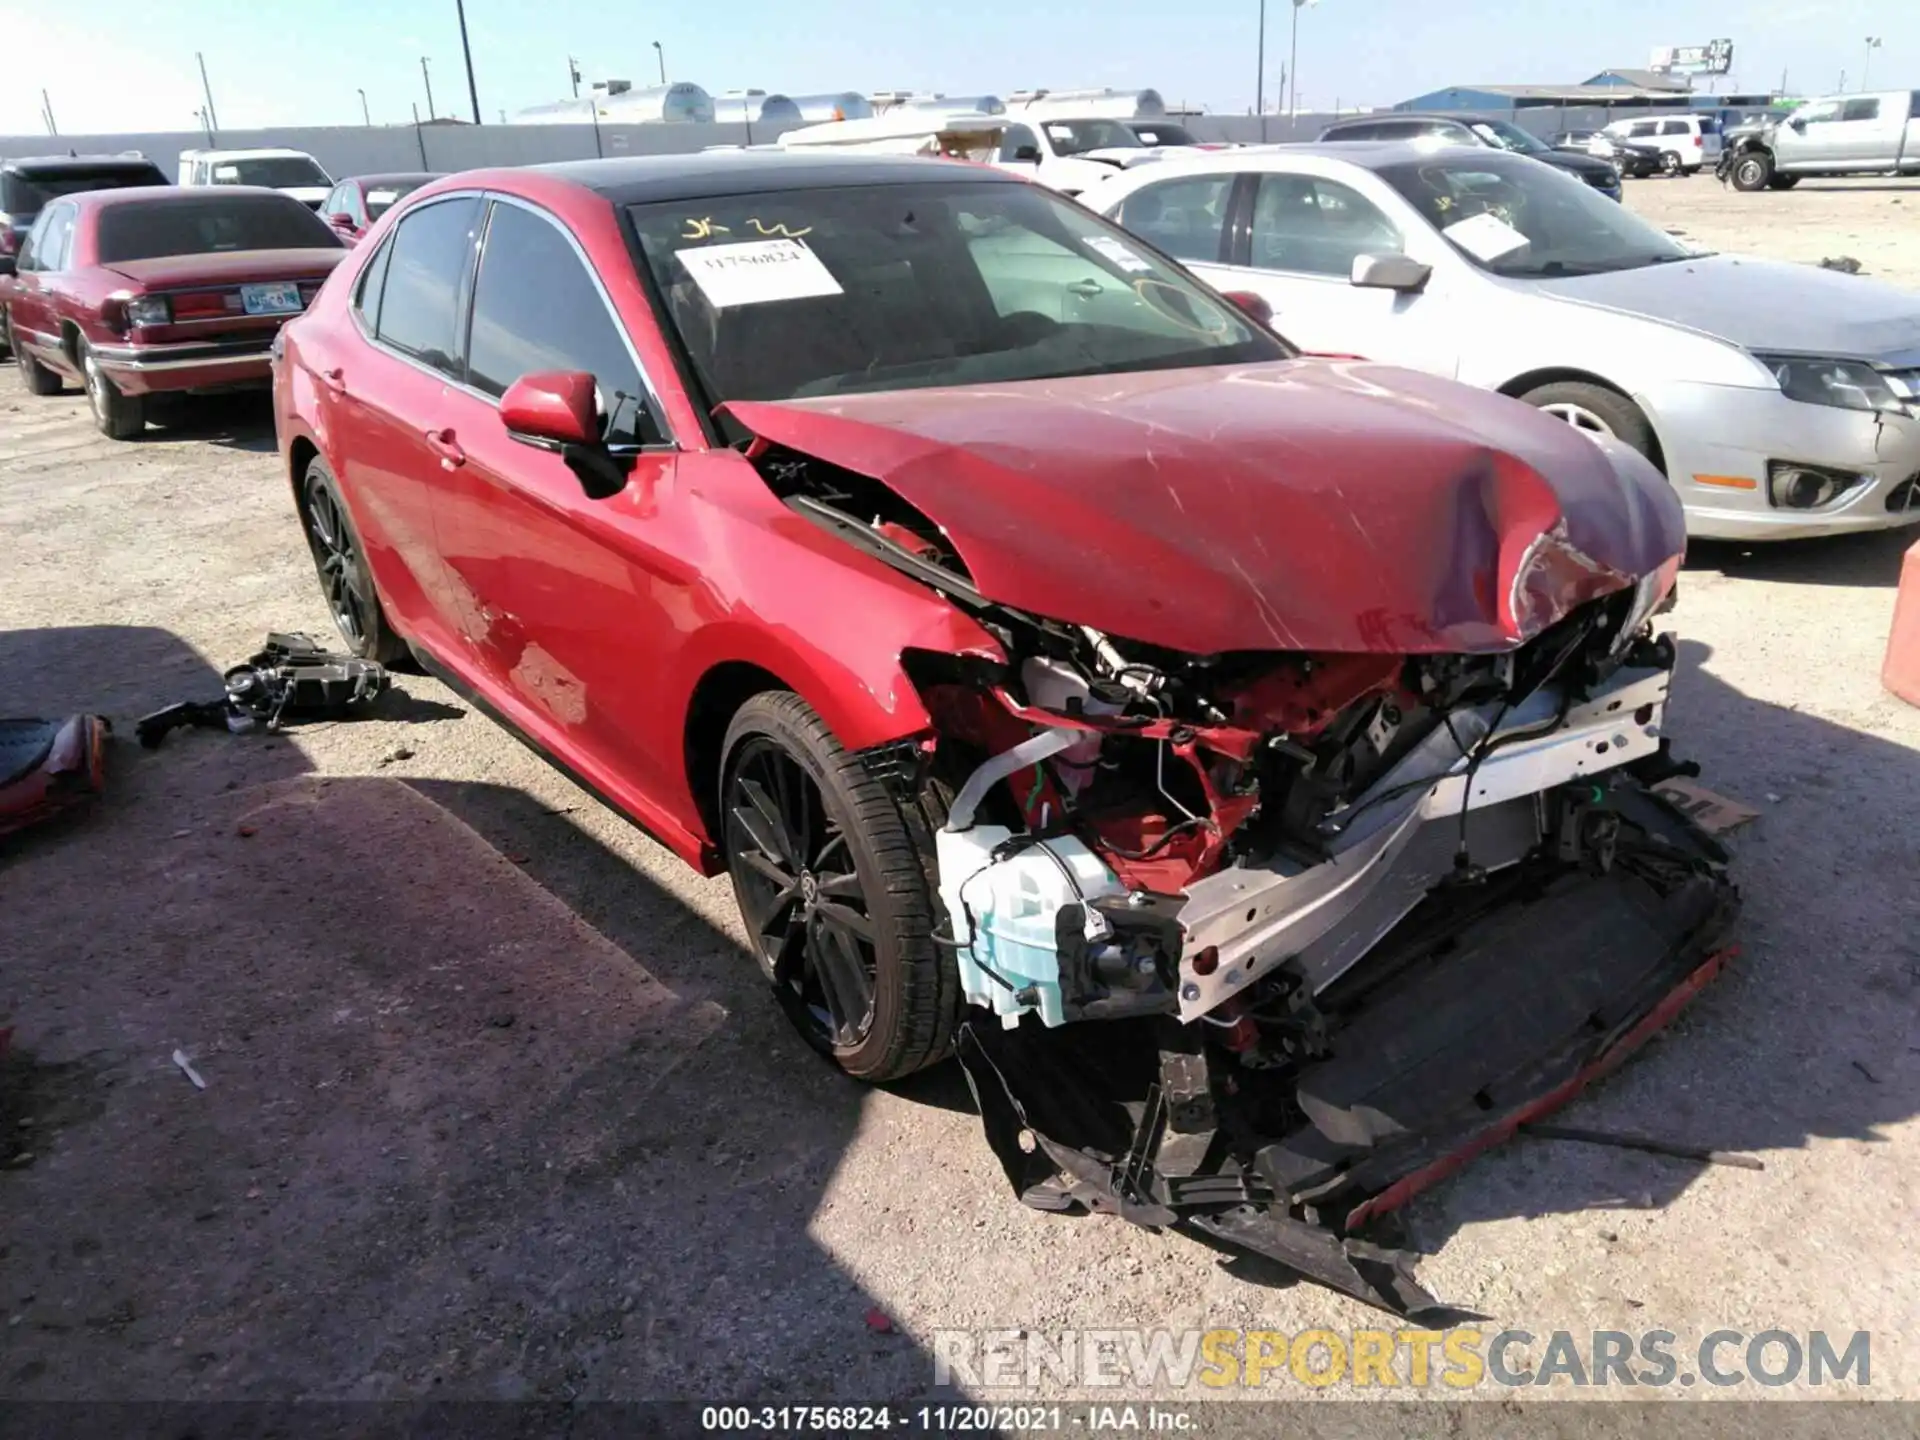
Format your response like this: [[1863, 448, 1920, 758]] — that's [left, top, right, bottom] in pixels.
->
[[363, 179, 430, 220], [5, 165, 166, 209], [1466, 119, 1549, 155], [1376, 153, 1696, 278], [1132, 123, 1197, 146], [211, 157, 330, 188], [629, 180, 1286, 418], [96, 194, 342, 261], [1041, 120, 1144, 156]]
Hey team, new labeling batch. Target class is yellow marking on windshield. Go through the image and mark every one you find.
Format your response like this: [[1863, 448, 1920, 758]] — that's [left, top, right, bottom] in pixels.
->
[[680, 216, 731, 240], [745, 218, 813, 238]]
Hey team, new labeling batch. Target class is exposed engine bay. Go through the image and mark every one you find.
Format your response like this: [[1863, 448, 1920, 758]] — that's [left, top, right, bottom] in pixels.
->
[[753, 437, 1740, 1315]]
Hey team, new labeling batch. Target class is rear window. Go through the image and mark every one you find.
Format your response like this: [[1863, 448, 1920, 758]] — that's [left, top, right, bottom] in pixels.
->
[[209, 156, 331, 188], [96, 194, 341, 262], [2, 163, 166, 212]]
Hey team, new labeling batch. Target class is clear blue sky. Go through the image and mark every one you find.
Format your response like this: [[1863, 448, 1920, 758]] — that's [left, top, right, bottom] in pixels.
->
[[2, 0, 1908, 135]]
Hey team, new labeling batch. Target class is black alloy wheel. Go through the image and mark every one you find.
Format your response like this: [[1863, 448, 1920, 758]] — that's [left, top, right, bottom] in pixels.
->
[[718, 691, 957, 1082], [299, 459, 407, 665], [726, 734, 880, 1050]]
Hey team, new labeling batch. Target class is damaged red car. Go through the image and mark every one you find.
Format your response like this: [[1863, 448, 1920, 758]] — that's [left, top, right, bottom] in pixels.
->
[[272, 154, 1738, 1315]]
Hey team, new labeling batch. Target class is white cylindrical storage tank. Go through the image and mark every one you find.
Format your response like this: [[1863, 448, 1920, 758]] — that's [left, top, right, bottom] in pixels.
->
[[712, 92, 802, 124], [1012, 88, 1167, 119], [904, 94, 1005, 117], [789, 92, 875, 121], [600, 82, 716, 123]]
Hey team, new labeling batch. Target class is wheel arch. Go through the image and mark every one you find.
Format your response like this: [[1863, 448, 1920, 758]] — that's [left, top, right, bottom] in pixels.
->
[[287, 433, 320, 508], [684, 660, 796, 845], [1496, 367, 1669, 478]]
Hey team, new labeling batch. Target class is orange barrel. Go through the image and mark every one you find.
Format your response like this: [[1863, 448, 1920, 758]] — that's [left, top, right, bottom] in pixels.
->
[[1883, 537, 1920, 707]]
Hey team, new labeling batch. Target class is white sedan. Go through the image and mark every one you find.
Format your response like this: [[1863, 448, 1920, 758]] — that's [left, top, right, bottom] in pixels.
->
[[1088, 141, 1920, 540]]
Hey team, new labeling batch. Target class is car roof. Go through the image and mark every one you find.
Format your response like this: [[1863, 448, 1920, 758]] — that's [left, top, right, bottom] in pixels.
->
[[349, 172, 443, 187], [2, 154, 164, 174], [1110, 139, 1518, 177], [60, 184, 300, 211], [180, 147, 318, 159], [1324, 112, 1493, 127], [525, 151, 1017, 205]]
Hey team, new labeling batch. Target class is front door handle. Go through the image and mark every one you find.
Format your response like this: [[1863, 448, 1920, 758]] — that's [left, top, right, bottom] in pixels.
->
[[424, 427, 466, 469], [1067, 279, 1104, 298]]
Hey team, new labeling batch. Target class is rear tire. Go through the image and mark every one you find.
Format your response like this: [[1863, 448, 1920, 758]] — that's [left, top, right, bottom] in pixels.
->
[[1730, 152, 1773, 192], [1520, 381, 1658, 466], [720, 691, 956, 1083], [0, 308, 12, 361], [297, 457, 409, 665], [1767, 173, 1800, 190], [80, 342, 145, 439], [1661, 151, 1683, 176], [13, 327, 61, 396]]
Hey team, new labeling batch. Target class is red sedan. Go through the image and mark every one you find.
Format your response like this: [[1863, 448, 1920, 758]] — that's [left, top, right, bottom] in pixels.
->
[[319, 172, 443, 246], [272, 154, 1735, 1313], [4, 186, 344, 437]]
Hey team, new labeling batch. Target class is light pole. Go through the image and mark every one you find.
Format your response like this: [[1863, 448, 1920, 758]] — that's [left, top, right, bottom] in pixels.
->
[[357, 87, 370, 126], [1255, 0, 1267, 140], [652, 41, 666, 85], [1863, 37, 1882, 91], [196, 51, 220, 133], [456, 0, 481, 124], [1288, 0, 1316, 118], [568, 56, 582, 98], [420, 56, 437, 121]]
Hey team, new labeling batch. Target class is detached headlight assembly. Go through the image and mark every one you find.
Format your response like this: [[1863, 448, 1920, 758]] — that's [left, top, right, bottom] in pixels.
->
[[1755, 354, 1902, 413]]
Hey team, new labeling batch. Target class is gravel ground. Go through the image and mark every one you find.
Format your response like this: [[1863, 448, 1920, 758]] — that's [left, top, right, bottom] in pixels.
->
[[1, 174, 1917, 1419]]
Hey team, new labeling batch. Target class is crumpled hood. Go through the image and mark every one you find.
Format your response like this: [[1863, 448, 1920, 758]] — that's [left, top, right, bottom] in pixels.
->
[[726, 362, 1685, 656], [1541, 254, 1920, 364]]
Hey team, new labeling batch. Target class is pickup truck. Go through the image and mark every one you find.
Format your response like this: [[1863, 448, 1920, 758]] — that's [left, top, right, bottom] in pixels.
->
[[991, 116, 1165, 196], [1719, 90, 1920, 190]]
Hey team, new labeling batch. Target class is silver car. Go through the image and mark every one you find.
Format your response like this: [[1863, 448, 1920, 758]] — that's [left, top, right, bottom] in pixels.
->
[[1090, 141, 1920, 540]]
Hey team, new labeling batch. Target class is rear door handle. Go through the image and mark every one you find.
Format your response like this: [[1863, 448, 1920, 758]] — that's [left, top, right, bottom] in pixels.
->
[[320, 367, 346, 394], [1068, 279, 1104, 298], [424, 427, 466, 468]]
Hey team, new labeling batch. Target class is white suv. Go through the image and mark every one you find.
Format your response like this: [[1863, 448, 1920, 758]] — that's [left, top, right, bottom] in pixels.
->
[[177, 148, 334, 210], [1603, 114, 1722, 175]]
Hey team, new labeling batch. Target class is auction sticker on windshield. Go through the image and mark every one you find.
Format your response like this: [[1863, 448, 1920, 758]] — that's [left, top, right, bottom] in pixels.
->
[[677, 238, 843, 308], [1084, 235, 1152, 273], [1442, 211, 1530, 263]]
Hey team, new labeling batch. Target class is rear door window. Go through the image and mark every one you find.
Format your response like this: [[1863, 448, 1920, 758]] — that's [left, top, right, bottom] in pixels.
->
[[1842, 98, 1881, 122], [1113, 174, 1233, 263], [464, 200, 651, 442], [999, 125, 1039, 161], [1659, 120, 1689, 136], [373, 196, 481, 377], [36, 204, 76, 270]]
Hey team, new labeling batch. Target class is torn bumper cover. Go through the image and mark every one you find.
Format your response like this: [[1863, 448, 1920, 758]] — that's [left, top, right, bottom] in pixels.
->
[[956, 770, 1738, 1318]]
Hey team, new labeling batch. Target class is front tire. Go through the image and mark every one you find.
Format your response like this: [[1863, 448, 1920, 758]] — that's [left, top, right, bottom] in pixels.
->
[[80, 342, 144, 439], [1520, 381, 1658, 465], [720, 691, 956, 1083], [1767, 173, 1800, 190], [298, 457, 408, 665], [1661, 151, 1683, 176], [1730, 152, 1773, 192]]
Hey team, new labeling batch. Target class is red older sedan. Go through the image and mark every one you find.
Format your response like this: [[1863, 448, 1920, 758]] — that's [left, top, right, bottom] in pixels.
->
[[272, 154, 1736, 1314], [4, 186, 344, 437]]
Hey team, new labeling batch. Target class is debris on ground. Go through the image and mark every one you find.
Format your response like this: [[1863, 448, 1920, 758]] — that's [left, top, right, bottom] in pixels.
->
[[1521, 1122, 1765, 1171], [171, 1050, 208, 1090], [863, 1307, 895, 1334], [135, 633, 389, 750], [1652, 777, 1760, 834], [1852, 1060, 1880, 1084], [377, 746, 416, 767], [1819, 256, 1863, 274], [0, 715, 110, 839]]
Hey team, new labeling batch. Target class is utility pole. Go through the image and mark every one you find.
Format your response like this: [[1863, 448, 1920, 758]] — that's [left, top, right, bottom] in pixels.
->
[[196, 51, 220, 133], [1863, 37, 1882, 91], [1255, 0, 1267, 140], [568, 57, 582, 98], [357, 87, 371, 126], [41, 89, 57, 135], [420, 56, 437, 121], [652, 41, 666, 85], [456, 0, 482, 124], [1288, 0, 1309, 117]]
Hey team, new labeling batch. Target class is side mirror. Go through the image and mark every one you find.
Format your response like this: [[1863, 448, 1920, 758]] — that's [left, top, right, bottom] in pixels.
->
[[327, 212, 356, 230], [1012, 144, 1041, 162], [1350, 252, 1432, 292], [501, 370, 632, 499], [0, 255, 15, 279], [1788, 116, 1807, 132], [1222, 290, 1273, 326]]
